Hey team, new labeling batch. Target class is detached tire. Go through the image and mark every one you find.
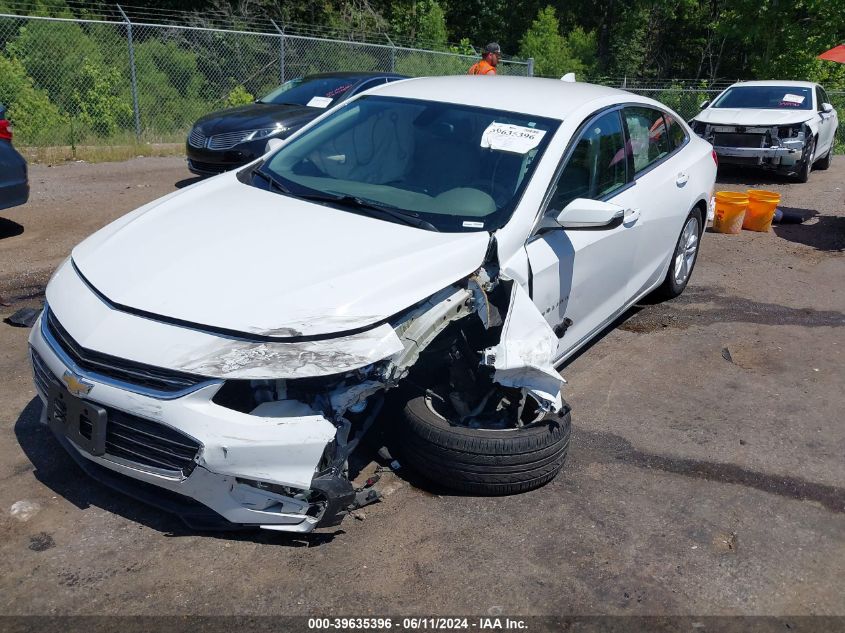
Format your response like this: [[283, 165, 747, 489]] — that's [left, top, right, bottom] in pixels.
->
[[398, 394, 571, 495]]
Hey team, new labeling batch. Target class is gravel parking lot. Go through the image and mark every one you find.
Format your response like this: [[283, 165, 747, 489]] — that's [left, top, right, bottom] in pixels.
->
[[0, 156, 843, 618]]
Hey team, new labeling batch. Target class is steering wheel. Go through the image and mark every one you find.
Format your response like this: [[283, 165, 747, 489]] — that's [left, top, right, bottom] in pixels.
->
[[468, 179, 512, 208]]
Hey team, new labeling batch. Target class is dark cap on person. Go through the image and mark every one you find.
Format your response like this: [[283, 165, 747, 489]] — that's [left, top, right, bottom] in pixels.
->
[[484, 42, 502, 55]]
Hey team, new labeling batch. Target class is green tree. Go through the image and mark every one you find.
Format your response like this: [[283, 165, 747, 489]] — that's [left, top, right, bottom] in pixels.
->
[[518, 6, 584, 78], [392, 0, 448, 49]]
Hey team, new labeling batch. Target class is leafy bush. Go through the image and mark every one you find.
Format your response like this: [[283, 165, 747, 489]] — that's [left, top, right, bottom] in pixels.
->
[[0, 54, 67, 145], [71, 59, 133, 137], [224, 85, 255, 107]]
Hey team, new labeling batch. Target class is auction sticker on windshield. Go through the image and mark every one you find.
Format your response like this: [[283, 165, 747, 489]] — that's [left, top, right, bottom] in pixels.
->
[[481, 122, 546, 154], [307, 96, 333, 108], [781, 93, 806, 105]]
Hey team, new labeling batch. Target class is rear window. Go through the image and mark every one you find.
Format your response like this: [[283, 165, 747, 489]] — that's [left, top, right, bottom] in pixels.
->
[[664, 113, 687, 149], [712, 86, 813, 110], [259, 77, 360, 108]]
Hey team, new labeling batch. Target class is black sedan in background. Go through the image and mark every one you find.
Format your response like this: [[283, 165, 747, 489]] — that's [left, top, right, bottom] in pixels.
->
[[186, 71, 407, 176], [0, 104, 29, 211]]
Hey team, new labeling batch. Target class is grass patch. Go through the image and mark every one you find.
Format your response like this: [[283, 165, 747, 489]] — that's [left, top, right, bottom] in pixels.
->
[[19, 142, 184, 164]]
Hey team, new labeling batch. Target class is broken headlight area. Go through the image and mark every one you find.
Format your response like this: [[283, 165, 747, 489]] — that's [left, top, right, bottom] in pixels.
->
[[211, 361, 391, 418]]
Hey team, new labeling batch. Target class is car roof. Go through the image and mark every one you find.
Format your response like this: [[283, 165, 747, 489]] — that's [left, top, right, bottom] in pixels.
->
[[304, 71, 407, 81], [727, 80, 818, 89], [370, 76, 630, 120]]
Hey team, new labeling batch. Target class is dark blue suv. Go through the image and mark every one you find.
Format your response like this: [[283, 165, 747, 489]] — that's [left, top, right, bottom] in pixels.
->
[[0, 104, 29, 211]]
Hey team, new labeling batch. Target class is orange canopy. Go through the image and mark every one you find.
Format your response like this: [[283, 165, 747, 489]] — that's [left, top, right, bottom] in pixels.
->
[[818, 45, 845, 63]]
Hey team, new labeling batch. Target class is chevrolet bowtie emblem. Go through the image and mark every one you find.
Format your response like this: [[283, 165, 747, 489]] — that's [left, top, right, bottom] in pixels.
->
[[62, 371, 93, 397]]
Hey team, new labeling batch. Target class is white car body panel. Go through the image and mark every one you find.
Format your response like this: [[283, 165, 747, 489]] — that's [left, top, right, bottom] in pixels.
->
[[30, 76, 716, 532], [73, 174, 490, 337], [46, 261, 405, 380]]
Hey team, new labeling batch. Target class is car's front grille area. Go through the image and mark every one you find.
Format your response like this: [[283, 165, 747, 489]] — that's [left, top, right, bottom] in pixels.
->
[[713, 132, 765, 148], [31, 348, 201, 476], [104, 409, 200, 475], [188, 127, 207, 148], [44, 308, 208, 395], [31, 346, 54, 397], [207, 130, 252, 150], [188, 159, 228, 174]]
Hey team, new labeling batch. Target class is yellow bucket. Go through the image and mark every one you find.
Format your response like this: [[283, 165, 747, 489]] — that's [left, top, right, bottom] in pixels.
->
[[743, 189, 781, 232], [713, 191, 749, 234]]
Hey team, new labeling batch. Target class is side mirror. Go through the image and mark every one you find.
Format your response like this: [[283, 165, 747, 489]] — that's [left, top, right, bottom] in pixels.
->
[[699, 99, 711, 109], [265, 138, 284, 154], [821, 102, 834, 113], [553, 198, 625, 229]]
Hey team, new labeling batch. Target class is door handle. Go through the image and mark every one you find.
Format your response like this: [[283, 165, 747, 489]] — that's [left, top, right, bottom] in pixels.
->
[[624, 207, 641, 223], [676, 172, 689, 186]]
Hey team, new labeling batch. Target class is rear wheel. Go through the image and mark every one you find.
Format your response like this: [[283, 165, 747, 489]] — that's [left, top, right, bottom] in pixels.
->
[[398, 390, 571, 495], [653, 208, 702, 300]]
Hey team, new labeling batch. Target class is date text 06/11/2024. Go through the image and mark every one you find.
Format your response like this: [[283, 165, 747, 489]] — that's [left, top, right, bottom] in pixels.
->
[[307, 617, 529, 630]]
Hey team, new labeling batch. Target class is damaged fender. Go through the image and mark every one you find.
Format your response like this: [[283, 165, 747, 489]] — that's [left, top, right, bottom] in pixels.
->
[[482, 281, 565, 411]]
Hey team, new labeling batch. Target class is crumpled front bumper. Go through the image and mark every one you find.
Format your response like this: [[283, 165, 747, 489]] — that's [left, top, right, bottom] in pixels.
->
[[29, 312, 342, 533], [713, 144, 803, 159]]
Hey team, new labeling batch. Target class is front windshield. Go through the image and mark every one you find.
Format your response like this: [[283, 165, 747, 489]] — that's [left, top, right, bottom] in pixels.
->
[[259, 76, 359, 107], [712, 86, 813, 110], [258, 96, 559, 232]]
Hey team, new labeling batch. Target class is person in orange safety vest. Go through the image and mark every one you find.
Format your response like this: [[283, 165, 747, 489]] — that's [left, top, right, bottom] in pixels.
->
[[468, 43, 501, 75]]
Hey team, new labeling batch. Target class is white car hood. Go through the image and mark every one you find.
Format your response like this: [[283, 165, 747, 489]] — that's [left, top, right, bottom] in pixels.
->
[[695, 108, 813, 126], [72, 175, 491, 337]]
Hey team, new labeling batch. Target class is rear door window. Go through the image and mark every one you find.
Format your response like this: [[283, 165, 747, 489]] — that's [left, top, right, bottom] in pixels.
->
[[623, 107, 671, 173]]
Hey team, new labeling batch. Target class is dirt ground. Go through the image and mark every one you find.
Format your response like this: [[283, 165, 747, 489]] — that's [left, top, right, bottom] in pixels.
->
[[0, 156, 843, 617]]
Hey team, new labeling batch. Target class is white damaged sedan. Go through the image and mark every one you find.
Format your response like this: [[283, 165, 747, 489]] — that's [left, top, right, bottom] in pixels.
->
[[30, 76, 716, 532], [690, 80, 839, 182]]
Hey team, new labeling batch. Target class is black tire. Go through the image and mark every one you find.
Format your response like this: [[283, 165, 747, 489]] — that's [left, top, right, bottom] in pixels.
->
[[398, 393, 571, 495], [796, 137, 816, 183], [653, 207, 703, 301], [814, 144, 832, 170]]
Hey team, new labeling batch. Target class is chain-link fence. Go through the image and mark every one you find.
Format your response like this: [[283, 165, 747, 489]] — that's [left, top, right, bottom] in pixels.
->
[[1, 9, 841, 154], [0, 10, 530, 149]]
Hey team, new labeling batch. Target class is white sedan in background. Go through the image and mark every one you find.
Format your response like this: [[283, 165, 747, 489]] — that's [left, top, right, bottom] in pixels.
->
[[30, 76, 716, 533], [691, 80, 839, 182]]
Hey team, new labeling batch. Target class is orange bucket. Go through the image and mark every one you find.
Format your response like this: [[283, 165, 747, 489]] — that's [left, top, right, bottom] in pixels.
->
[[713, 191, 749, 234], [743, 189, 781, 232]]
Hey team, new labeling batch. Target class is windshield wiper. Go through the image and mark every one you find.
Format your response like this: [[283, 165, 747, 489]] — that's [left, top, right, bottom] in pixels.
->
[[251, 167, 291, 194], [250, 171, 439, 232], [292, 191, 440, 232]]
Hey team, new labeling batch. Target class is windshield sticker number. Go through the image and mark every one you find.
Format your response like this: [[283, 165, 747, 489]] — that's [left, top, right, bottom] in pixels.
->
[[462, 221, 485, 228], [781, 93, 805, 105], [481, 122, 547, 154], [307, 96, 333, 109]]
